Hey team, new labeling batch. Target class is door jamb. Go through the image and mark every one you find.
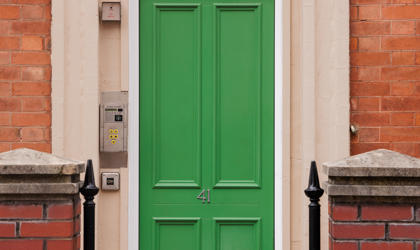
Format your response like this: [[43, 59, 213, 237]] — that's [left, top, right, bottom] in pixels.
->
[[274, 0, 284, 249], [128, 0, 140, 249], [127, 0, 284, 248]]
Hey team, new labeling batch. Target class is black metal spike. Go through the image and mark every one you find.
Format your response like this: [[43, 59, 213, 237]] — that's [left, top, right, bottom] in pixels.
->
[[304, 161, 324, 250], [80, 159, 99, 198], [305, 161, 324, 202], [80, 159, 99, 250]]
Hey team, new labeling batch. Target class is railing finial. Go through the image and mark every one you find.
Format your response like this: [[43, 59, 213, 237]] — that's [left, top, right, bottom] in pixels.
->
[[80, 159, 99, 198], [80, 159, 99, 250], [304, 161, 324, 250], [305, 161, 324, 201]]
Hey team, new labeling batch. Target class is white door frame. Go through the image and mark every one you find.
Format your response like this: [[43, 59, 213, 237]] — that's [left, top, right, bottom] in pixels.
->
[[127, 0, 284, 248]]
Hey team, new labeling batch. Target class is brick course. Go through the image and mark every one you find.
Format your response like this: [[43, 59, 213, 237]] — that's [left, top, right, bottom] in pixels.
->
[[361, 205, 413, 221], [350, 0, 420, 156], [0, 0, 51, 153], [330, 203, 420, 250], [0, 200, 80, 250]]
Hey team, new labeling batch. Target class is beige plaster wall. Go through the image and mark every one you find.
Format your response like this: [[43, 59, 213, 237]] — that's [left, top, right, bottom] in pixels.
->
[[316, 0, 350, 248], [51, 0, 129, 250], [51, 0, 349, 249], [288, 0, 350, 249], [282, 0, 291, 249]]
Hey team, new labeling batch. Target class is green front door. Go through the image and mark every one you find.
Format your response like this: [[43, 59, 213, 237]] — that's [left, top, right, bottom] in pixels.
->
[[139, 0, 274, 248]]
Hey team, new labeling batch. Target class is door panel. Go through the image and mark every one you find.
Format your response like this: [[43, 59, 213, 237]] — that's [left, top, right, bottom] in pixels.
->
[[215, 218, 260, 250], [140, 0, 274, 248], [153, 5, 202, 188], [214, 4, 262, 188], [153, 218, 201, 250]]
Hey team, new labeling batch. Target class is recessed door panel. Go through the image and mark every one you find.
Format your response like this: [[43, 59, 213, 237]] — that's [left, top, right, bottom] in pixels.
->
[[153, 218, 201, 250], [214, 5, 262, 188], [215, 218, 260, 250], [152, 5, 202, 188]]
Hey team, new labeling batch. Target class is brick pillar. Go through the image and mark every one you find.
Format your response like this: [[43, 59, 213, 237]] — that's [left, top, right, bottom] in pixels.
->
[[0, 148, 84, 250], [324, 149, 420, 250]]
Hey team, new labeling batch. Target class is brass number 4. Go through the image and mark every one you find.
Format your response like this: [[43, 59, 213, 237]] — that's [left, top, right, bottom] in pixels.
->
[[196, 189, 211, 204]]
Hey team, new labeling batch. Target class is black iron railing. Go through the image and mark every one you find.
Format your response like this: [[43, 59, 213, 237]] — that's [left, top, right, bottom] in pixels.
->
[[80, 160, 99, 250], [304, 161, 324, 250], [79, 160, 324, 250]]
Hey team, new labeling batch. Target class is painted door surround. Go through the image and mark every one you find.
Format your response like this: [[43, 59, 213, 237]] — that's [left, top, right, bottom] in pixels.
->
[[128, 0, 284, 249]]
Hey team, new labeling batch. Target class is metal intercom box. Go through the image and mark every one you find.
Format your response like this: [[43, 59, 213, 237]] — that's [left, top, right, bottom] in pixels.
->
[[101, 172, 120, 191], [100, 92, 128, 152], [101, 2, 121, 22]]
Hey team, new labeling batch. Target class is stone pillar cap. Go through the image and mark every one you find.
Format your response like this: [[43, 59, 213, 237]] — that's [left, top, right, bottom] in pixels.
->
[[323, 149, 420, 177], [323, 149, 420, 197], [0, 148, 85, 175]]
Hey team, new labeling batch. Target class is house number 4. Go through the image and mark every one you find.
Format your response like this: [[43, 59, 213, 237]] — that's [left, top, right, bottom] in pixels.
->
[[196, 189, 211, 204]]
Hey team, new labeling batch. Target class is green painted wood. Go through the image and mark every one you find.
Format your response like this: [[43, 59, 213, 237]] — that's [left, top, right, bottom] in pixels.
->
[[154, 218, 201, 250], [140, 0, 274, 248]]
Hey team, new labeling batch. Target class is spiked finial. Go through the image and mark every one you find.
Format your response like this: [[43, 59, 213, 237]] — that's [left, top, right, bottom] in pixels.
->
[[80, 159, 99, 250], [80, 159, 99, 199], [304, 161, 324, 202]]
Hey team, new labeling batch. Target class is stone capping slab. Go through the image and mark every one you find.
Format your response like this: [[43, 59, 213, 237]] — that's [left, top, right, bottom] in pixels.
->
[[0, 148, 85, 175], [0, 183, 82, 194], [323, 149, 420, 177], [324, 182, 420, 197]]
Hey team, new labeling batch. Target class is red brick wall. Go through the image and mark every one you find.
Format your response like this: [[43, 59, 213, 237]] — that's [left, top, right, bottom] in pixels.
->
[[330, 203, 420, 250], [350, 0, 420, 156], [0, 0, 51, 153], [0, 199, 80, 250]]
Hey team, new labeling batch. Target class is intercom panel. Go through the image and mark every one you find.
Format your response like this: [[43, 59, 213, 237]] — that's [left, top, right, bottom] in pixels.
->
[[100, 92, 128, 153]]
